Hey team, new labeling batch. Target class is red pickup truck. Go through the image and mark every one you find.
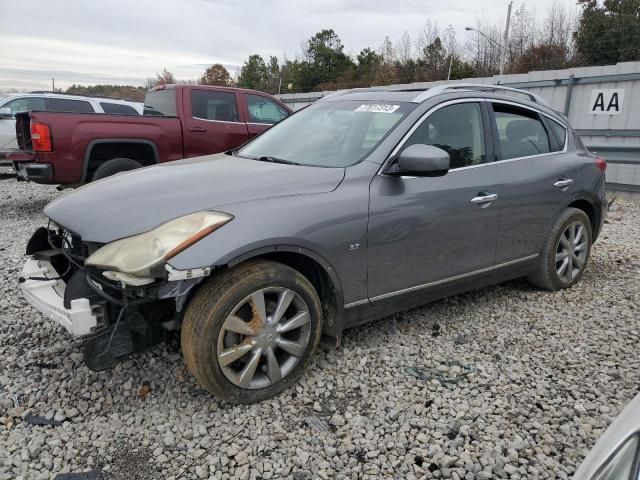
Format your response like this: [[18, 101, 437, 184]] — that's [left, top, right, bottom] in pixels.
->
[[12, 84, 292, 185]]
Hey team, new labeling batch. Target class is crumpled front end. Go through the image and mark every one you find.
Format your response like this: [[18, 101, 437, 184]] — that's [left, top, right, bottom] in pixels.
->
[[20, 225, 207, 370]]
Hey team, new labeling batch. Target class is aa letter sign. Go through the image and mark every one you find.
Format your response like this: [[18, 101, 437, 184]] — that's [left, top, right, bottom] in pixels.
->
[[590, 89, 625, 115]]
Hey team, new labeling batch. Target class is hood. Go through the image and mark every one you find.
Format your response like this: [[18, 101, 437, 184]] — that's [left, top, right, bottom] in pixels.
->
[[45, 154, 345, 242]]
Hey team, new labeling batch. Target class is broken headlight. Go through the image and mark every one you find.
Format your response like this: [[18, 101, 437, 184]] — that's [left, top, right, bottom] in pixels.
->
[[85, 211, 233, 277]]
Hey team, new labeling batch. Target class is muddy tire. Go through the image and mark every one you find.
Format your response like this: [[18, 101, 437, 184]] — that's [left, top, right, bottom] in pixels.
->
[[91, 157, 143, 181], [527, 208, 592, 291], [181, 260, 322, 404]]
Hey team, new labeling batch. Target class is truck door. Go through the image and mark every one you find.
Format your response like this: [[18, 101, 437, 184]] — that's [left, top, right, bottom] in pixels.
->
[[183, 89, 249, 158], [242, 93, 290, 139]]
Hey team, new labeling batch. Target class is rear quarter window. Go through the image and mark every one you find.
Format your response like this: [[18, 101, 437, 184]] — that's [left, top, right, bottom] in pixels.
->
[[144, 90, 177, 116], [547, 119, 568, 151], [46, 98, 95, 113], [100, 102, 139, 115]]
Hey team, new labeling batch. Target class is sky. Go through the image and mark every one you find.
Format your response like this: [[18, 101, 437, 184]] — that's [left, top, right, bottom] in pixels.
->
[[0, 0, 577, 92]]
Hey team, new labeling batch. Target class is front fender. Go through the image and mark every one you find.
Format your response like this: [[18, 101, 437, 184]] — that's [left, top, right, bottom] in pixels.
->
[[224, 244, 343, 292], [165, 191, 370, 306]]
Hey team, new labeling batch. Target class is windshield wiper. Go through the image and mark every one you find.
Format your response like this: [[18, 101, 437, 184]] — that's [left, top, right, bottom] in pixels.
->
[[253, 156, 301, 166]]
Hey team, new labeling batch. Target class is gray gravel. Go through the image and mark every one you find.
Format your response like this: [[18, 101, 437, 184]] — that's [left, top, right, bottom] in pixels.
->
[[1, 178, 639, 480]]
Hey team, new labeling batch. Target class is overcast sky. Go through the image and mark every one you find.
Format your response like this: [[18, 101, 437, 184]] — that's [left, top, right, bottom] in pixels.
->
[[0, 0, 576, 92]]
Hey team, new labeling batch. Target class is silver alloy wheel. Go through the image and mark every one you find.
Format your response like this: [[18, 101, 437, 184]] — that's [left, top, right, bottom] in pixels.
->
[[216, 287, 311, 390], [555, 220, 588, 283]]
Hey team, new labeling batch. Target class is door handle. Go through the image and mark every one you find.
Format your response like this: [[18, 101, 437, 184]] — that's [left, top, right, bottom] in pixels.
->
[[554, 178, 574, 189], [189, 126, 207, 133], [470, 193, 498, 204]]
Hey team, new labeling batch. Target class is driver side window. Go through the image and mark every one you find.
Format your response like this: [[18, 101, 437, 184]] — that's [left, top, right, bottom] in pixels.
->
[[403, 102, 486, 169]]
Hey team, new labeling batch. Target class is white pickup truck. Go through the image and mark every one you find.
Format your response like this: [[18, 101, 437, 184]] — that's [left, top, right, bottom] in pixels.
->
[[0, 93, 143, 163]]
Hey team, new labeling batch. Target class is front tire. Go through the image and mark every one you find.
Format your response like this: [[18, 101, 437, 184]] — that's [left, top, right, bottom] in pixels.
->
[[527, 208, 592, 291], [181, 260, 322, 404]]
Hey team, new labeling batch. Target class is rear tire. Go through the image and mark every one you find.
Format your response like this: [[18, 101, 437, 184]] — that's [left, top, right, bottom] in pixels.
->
[[181, 260, 322, 404], [91, 157, 143, 181], [527, 208, 592, 291]]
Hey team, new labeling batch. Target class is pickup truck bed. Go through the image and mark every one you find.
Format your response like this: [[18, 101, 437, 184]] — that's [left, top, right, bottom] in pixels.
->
[[16, 112, 183, 183], [12, 84, 291, 185]]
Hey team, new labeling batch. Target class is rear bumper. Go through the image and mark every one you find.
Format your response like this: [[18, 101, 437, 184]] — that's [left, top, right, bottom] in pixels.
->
[[20, 257, 100, 336], [15, 162, 53, 183]]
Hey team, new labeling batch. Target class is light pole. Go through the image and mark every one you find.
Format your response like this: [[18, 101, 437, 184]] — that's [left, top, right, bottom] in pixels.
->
[[500, 1, 513, 76], [465, 1, 513, 75]]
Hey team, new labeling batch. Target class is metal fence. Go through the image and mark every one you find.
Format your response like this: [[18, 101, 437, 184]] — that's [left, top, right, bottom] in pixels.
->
[[277, 61, 640, 193]]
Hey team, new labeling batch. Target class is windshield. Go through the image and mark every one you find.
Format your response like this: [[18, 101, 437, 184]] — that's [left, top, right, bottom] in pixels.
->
[[238, 100, 414, 167], [144, 89, 176, 116]]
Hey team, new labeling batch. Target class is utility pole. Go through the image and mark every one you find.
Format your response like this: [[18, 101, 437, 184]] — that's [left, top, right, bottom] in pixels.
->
[[499, 1, 513, 76], [52, 78, 55, 93]]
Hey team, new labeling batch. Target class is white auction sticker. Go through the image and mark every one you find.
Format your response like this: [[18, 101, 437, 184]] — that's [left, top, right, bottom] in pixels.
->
[[355, 104, 400, 113]]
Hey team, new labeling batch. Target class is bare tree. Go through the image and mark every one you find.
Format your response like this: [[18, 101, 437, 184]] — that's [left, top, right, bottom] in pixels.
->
[[374, 36, 398, 85], [155, 68, 176, 86], [508, 4, 537, 63], [396, 31, 413, 65], [542, 1, 579, 53]]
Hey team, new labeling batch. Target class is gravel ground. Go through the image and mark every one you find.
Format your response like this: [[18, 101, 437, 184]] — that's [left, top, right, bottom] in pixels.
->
[[1, 178, 639, 480]]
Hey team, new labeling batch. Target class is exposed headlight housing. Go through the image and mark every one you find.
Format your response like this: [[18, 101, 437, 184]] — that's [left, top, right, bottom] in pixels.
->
[[85, 211, 233, 277]]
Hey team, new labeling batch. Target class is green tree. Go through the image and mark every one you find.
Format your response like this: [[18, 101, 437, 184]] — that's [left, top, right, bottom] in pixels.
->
[[354, 48, 382, 86], [575, 0, 640, 65], [448, 56, 476, 80], [419, 37, 446, 81], [301, 29, 354, 90], [237, 54, 269, 90], [200, 63, 232, 86]]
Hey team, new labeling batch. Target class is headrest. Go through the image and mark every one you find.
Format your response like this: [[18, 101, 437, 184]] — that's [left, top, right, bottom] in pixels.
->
[[506, 119, 543, 142]]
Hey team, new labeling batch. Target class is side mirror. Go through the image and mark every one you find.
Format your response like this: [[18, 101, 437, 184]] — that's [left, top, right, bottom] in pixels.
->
[[393, 144, 450, 176], [0, 107, 13, 119]]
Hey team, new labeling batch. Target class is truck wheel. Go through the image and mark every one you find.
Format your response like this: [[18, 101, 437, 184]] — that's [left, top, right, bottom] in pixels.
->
[[91, 158, 143, 181], [181, 260, 322, 404], [527, 207, 592, 291]]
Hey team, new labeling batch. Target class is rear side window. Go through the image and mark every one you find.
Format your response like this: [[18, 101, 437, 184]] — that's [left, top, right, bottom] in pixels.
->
[[547, 119, 567, 151], [100, 102, 139, 115], [191, 90, 239, 122], [403, 102, 486, 169], [246, 94, 288, 124], [144, 90, 177, 116], [493, 104, 551, 160], [46, 98, 94, 113], [4, 97, 46, 116]]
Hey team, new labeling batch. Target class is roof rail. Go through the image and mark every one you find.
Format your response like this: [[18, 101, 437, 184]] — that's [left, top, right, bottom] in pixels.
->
[[27, 91, 139, 103], [413, 83, 549, 106]]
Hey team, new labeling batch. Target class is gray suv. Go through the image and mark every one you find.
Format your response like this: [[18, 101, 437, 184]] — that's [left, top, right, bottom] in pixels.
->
[[20, 84, 607, 403]]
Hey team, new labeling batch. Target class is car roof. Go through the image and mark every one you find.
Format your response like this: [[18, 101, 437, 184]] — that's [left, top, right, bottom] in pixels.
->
[[0, 92, 141, 105], [317, 83, 567, 125]]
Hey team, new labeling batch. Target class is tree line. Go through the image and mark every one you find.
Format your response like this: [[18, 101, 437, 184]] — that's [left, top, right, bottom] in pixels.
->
[[65, 0, 640, 99]]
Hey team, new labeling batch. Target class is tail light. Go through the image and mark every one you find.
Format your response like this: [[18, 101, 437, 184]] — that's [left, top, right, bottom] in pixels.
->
[[595, 156, 607, 172], [30, 122, 52, 152]]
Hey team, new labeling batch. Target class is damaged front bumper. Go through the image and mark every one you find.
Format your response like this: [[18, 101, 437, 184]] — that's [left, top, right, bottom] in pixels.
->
[[20, 225, 211, 370], [20, 257, 103, 336]]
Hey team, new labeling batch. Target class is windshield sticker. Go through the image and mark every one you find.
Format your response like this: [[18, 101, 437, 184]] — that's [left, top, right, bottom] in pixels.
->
[[355, 104, 400, 113]]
